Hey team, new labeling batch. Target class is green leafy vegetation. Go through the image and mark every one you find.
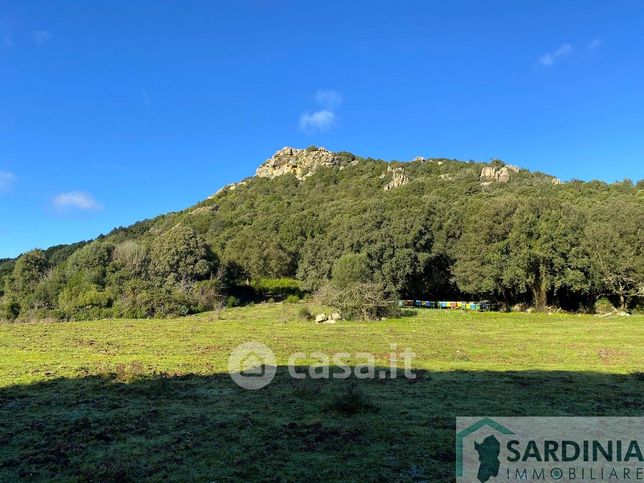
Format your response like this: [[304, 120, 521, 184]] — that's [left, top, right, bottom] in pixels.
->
[[315, 252, 395, 320], [1, 150, 642, 320]]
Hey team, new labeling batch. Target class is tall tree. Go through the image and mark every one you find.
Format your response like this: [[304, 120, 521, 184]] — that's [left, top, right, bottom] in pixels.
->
[[584, 199, 644, 309], [150, 224, 217, 287]]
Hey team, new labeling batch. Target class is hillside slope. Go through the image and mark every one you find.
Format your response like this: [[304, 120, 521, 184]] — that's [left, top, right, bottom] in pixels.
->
[[1, 147, 642, 320]]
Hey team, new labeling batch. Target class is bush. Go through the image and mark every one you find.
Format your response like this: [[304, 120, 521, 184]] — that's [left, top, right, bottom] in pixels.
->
[[324, 385, 377, 415], [114, 281, 195, 319], [0, 295, 20, 321], [191, 279, 223, 312], [57, 285, 115, 320], [331, 253, 371, 289], [112, 240, 148, 277], [285, 294, 300, 304], [149, 225, 217, 285], [595, 297, 616, 315], [315, 253, 394, 320], [316, 281, 394, 321], [65, 242, 113, 287], [297, 306, 314, 321], [225, 295, 240, 308], [11, 250, 50, 296], [251, 278, 303, 301]]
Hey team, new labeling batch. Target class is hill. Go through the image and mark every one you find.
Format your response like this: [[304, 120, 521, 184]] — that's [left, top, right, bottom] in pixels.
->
[[1, 146, 642, 320]]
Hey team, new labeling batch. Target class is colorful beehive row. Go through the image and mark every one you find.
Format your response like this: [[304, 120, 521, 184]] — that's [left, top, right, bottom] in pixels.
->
[[398, 300, 489, 311]]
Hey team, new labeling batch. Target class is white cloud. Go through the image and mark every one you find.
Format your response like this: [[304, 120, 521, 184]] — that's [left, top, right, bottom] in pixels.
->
[[299, 110, 337, 133], [53, 191, 103, 211], [538, 43, 573, 66], [33, 29, 51, 45], [0, 171, 16, 193], [587, 38, 602, 50], [299, 89, 343, 133], [314, 89, 343, 109]]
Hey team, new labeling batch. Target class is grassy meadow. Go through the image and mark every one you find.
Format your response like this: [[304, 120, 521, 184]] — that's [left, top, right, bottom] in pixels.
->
[[1, 304, 643, 481]]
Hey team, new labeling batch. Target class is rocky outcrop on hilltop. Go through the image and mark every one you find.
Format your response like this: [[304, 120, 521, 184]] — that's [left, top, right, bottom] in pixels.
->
[[247, 147, 560, 193], [480, 164, 520, 185], [256, 146, 348, 180]]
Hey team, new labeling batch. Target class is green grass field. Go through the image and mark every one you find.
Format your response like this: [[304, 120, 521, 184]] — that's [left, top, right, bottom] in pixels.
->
[[1, 305, 643, 481]]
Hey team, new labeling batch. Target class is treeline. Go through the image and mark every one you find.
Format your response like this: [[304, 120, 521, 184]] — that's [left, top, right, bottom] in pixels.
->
[[1, 154, 642, 320]]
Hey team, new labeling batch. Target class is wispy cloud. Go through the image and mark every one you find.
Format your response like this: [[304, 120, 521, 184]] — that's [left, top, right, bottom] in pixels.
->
[[299, 89, 343, 133], [32, 29, 51, 45], [587, 38, 602, 50], [299, 110, 337, 133], [53, 191, 103, 212], [538, 43, 573, 66], [0, 171, 17, 193], [314, 89, 343, 109], [0, 21, 14, 47]]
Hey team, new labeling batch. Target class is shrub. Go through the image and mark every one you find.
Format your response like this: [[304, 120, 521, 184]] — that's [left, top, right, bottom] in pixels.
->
[[0, 295, 20, 321], [111, 361, 145, 383], [191, 279, 223, 312], [297, 306, 314, 321], [317, 253, 396, 320], [331, 253, 371, 289], [114, 281, 195, 319], [57, 285, 115, 320], [324, 385, 377, 415], [285, 294, 300, 304], [225, 295, 240, 308], [65, 242, 113, 287], [112, 240, 148, 277], [316, 281, 394, 321], [594, 297, 616, 315], [149, 225, 217, 285], [251, 278, 303, 301]]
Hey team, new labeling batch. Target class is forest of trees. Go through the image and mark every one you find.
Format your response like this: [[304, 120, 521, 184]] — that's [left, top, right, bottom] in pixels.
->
[[1, 151, 642, 321]]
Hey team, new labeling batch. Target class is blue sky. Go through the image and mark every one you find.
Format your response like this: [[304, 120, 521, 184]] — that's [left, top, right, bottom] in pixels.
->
[[1, 1, 643, 258]]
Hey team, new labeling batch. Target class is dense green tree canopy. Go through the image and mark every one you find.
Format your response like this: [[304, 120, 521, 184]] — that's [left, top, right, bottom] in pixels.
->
[[1, 149, 642, 320], [149, 224, 217, 286]]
